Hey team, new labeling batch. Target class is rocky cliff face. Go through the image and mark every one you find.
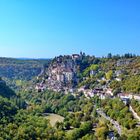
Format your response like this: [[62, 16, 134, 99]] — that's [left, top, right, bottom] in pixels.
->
[[36, 54, 82, 92]]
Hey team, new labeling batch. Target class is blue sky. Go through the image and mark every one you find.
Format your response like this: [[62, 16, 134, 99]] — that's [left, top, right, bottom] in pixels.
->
[[0, 0, 140, 58]]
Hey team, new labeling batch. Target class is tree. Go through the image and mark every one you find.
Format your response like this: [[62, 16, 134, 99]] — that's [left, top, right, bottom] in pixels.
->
[[95, 126, 108, 140], [66, 128, 82, 140], [105, 70, 113, 80], [82, 134, 96, 140], [55, 122, 64, 130], [80, 121, 93, 135], [90, 64, 99, 71], [107, 53, 112, 59], [64, 121, 71, 130], [72, 119, 81, 128]]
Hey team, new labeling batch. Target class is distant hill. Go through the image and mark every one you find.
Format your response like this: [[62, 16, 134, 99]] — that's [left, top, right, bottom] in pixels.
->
[[0, 57, 51, 80], [16, 58, 51, 60]]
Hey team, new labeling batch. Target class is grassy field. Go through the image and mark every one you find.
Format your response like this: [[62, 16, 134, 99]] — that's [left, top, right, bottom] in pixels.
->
[[45, 113, 64, 127]]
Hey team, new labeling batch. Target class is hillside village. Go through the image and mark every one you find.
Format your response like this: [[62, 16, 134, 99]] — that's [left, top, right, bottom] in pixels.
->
[[36, 53, 83, 92], [46, 54, 80, 92], [35, 53, 140, 103]]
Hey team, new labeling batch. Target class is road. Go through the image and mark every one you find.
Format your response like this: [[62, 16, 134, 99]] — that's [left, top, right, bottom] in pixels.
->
[[96, 109, 122, 136], [129, 105, 140, 122]]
